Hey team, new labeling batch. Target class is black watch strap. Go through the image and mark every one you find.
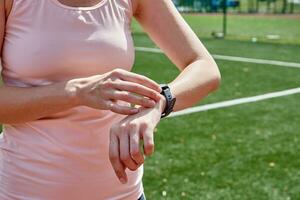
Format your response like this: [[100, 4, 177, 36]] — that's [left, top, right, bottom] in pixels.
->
[[160, 84, 176, 118]]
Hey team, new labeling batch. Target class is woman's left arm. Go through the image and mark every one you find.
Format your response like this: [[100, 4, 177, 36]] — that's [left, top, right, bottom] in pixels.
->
[[134, 0, 221, 111], [109, 0, 221, 184]]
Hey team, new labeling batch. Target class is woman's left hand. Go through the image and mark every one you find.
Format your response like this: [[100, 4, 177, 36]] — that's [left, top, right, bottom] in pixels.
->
[[109, 96, 166, 184]]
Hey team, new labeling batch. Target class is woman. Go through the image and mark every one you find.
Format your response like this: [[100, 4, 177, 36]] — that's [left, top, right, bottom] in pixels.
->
[[0, 0, 221, 199]]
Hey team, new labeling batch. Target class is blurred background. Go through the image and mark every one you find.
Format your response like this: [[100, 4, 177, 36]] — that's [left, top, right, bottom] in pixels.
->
[[131, 1, 300, 199], [172, 0, 300, 14], [1, 0, 300, 199]]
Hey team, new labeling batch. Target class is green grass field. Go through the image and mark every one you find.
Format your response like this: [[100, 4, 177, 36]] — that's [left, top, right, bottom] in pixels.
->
[[134, 37, 300, 200], [1, 14, 300, 199], [132, 14, 300, 45], [133, 14, 300, 199]]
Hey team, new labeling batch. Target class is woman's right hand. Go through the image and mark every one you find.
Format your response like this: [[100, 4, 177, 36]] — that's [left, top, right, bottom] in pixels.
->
[[67, 68, 163, 115]]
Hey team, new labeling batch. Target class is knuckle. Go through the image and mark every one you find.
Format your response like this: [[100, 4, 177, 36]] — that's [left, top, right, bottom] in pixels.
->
[[128, 122, 137, 129], [140, 122, 149, 129], [120, 154, 130, 162], [131, 149, 140, 158], [103, 79, 114, 88], [111, 68, 122, 76], [110, 91, 117, 99], [120, 123, 127, 130], [110, 107, 119, 113], [110, 70, 118, 77], [107, 102, 114, 110], [119, 92, 129, 100]]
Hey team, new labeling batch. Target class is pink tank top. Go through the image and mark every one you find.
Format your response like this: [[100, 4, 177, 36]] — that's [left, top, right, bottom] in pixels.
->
[[0, 0, 143, 199]]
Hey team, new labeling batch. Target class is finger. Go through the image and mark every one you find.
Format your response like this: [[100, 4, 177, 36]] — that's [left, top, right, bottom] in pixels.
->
[[106, 100, 139, 115], [109, 131, 128, 184], [108, 90, 156, 108], [130, 126, 144, 166], [119, 132, 139, 171], [140, 124, 155, 156], [113, 80, 162, 102], [115, 70, 162, 93]]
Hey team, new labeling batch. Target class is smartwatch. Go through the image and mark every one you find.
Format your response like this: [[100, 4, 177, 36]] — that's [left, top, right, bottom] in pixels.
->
[[160, 84, 176, 118]]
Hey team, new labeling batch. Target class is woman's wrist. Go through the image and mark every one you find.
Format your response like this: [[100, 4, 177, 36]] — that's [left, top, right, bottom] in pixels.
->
[[61, 79, 83, 107]]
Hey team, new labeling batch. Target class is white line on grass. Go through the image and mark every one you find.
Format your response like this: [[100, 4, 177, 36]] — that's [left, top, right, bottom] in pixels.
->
[[168, 87, 300, 118], [135, 47, 300, 69]]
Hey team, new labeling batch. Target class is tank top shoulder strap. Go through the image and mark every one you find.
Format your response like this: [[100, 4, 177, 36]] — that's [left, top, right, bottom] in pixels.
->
[[6, 0, 43, 26], [113, 0, 133, 20]]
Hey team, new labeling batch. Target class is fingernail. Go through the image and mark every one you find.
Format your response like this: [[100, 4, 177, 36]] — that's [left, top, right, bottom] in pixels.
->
[[150, 100, 156, 105], [120, 177, 127, 184]]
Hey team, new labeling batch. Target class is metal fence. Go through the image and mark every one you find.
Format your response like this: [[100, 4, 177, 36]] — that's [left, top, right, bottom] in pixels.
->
[[172, 0, 300, 13]]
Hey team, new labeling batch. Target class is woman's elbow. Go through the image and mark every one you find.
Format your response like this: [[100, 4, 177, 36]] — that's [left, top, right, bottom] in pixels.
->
[[208, 58, 221, 92]]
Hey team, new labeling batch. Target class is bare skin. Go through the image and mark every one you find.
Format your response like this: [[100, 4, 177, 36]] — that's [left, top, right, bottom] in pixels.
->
[[0, 0, 163, 123], [0, 0, 221, 184]]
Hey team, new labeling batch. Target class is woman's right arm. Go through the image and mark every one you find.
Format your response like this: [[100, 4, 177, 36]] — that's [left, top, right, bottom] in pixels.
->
[[0, 2, 162, 125]]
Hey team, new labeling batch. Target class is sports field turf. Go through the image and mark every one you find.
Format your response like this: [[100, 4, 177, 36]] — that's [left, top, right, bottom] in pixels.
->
[[132, 14, 300, 45], [134, 37, 300, 200], [1, 14, 300, 199], [132, 14, 300, 199]]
